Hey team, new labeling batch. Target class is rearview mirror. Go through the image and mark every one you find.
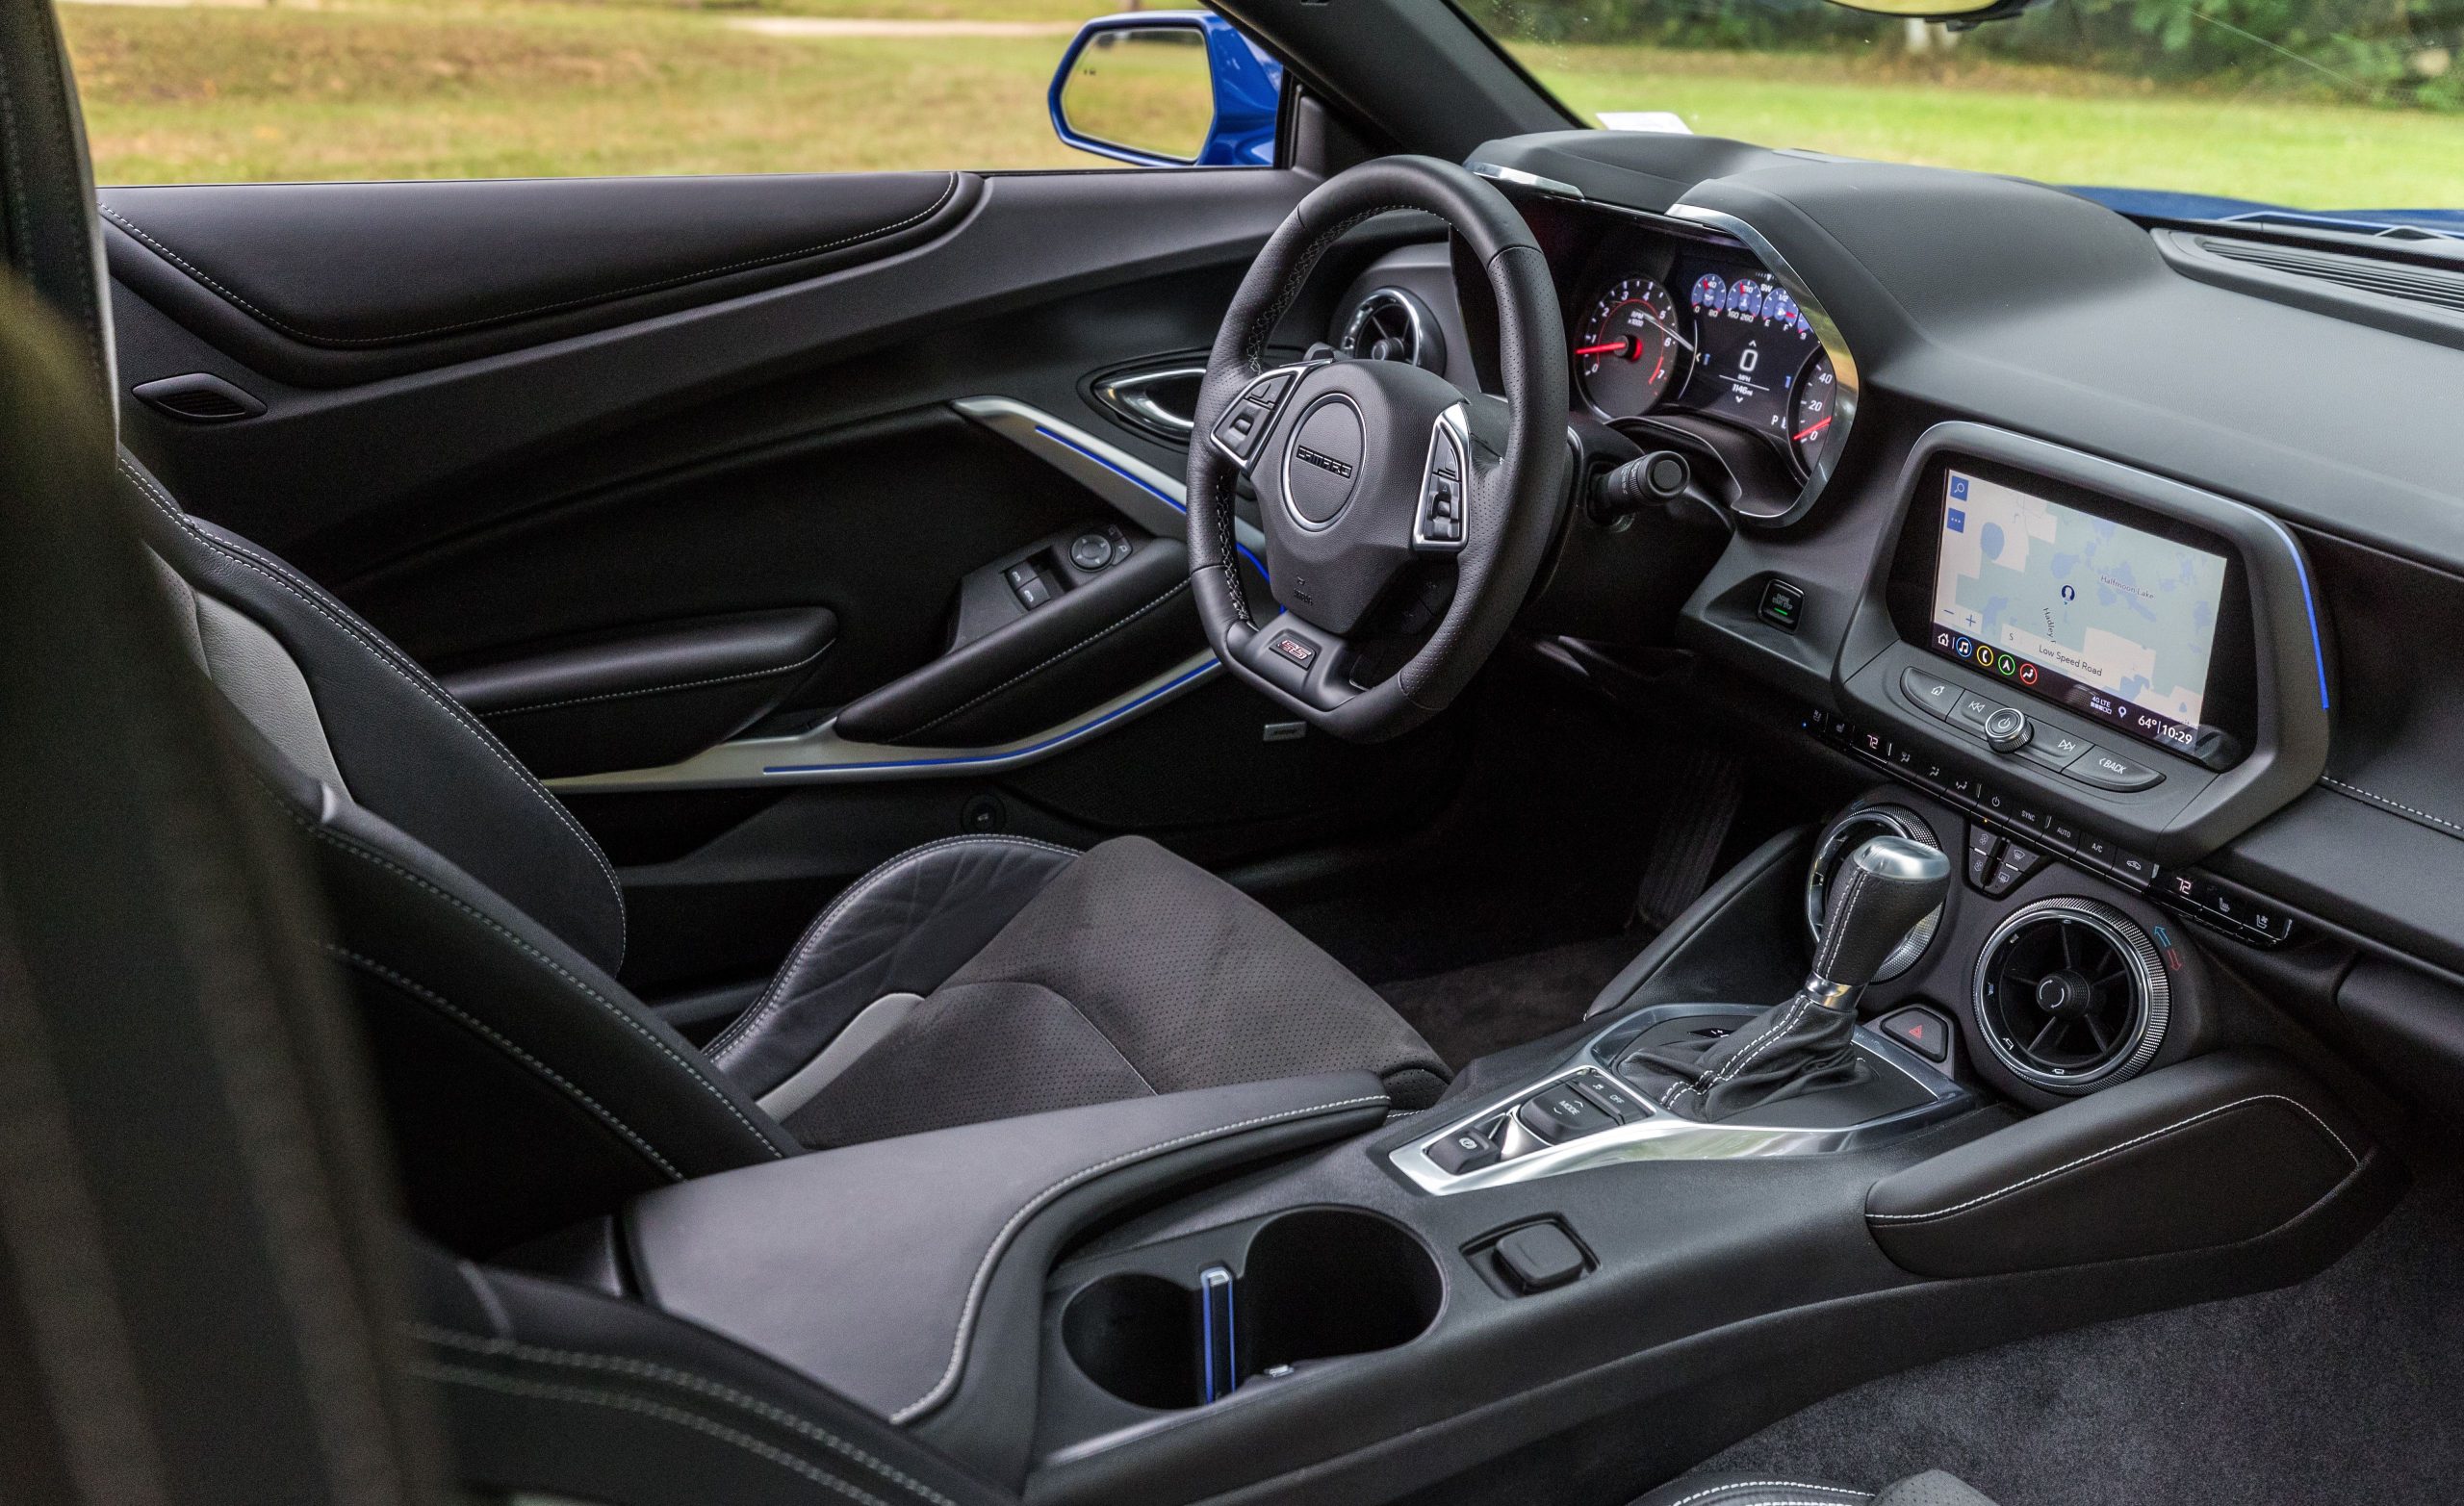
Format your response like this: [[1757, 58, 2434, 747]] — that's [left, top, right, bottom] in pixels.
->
[[1049, 13, 1283, 167], [1815, 0, 2048, 22]]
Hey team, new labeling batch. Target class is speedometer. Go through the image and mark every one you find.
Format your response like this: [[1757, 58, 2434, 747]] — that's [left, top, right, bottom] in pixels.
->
[[1574, 277, 1688, 420], [1788, 350, 1838, 472]]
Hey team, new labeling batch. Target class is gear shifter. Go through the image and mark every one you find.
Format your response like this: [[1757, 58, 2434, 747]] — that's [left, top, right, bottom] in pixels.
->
[[1625, 836, 1952, 1121]]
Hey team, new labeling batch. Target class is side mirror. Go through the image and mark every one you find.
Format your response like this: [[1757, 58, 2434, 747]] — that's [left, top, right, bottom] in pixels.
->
[[1049, 13, 1283, 167]]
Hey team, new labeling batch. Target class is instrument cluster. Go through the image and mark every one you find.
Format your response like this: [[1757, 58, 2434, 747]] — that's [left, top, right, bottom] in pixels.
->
[[1572, 248, 1841, 478]]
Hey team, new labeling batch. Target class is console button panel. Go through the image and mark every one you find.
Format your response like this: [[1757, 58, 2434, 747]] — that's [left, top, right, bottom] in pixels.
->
[[1897, 671, 2165, 793]]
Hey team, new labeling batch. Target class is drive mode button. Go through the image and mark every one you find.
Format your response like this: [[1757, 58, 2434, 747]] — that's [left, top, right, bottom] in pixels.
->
[[2065, 746, 2164, 792]]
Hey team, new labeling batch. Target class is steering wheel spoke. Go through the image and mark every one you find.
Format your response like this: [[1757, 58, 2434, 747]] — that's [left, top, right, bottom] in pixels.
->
[[1228, 617, 1365, 714]]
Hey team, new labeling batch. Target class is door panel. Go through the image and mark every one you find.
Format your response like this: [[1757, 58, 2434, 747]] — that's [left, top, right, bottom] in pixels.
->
[[108, 165, 1466, 996]]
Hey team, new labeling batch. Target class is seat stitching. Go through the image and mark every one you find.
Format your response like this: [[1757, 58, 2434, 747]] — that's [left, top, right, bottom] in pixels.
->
[[97, 173, 959, 346], [121, 457, 629, 967], [705, 834, 1078, 1066], [1866, 1093, 2357, 1224], [482, 639, 833, 717], [1662, 1487, 1871, 1506], [409, 1326, 956, 1506], [889, 1091, 1391, 1423], [413, 1363, 901, 1506], [898, 581, 1189, 741], [253, 781, 785, 1160], [322, 946, 683, 1181]]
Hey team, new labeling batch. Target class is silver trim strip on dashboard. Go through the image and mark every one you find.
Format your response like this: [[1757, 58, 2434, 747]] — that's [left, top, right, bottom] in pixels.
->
[[1465, 164, 1860, 529], [1391, 1001, 1969, 1194]]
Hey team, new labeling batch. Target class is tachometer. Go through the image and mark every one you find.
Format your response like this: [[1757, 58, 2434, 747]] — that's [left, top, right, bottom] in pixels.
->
[[1575, 277, 1688, 420], [1788, 349, 1838, 472]]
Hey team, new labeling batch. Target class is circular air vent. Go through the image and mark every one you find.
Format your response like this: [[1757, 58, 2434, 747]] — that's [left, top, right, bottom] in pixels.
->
[[1973, 899, 2169, 1092], [1338, 287, 1447, 371], [1807, 804, 1940, 984]]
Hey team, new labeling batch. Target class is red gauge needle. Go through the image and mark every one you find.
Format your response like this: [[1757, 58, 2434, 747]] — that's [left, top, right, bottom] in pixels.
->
[[1575, 340, 1633, 358], [1791, 416, 1833, 443]]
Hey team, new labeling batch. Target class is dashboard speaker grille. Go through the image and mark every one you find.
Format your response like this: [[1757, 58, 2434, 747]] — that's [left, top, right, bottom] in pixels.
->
[[1973, 898, 2168, 1092]]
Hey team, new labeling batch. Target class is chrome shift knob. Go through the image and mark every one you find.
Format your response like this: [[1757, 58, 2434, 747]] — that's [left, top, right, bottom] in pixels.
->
[[1809, 836, 1951, 999]]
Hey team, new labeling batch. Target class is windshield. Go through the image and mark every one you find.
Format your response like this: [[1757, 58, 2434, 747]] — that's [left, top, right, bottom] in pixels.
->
[[1459, 0, 2464, 222]]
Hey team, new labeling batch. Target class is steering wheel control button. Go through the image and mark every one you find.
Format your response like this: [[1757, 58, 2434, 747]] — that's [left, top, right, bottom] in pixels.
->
[[1246, 370, 1296, 406], [1069, 532, 1113, 571], [1982, 705, 2033, 753], [1516, 1084, 1618, 1144], [1877, 1006, 1954, 1063], [1758, 577, 1805, 633], [1900, 667, 1960, 720], [1283, 395, 1366, 528], [1427, 1124, 1501, 1175], [1493, 1223, 1588, 1294], [1268, 632, 1319, 671], [2016, 725, 2095, 770], [2065, 746, 2165, 792], [1413, 407, 1472, 554]]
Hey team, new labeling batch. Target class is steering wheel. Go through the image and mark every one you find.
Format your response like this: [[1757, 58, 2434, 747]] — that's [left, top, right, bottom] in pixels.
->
[[1186, 156, 1569, 742]]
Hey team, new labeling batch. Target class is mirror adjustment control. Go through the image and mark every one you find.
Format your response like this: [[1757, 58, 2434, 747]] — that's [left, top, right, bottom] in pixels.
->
[[1517, 1084, 1618, 1144], [1983, 705, 2032, 753]]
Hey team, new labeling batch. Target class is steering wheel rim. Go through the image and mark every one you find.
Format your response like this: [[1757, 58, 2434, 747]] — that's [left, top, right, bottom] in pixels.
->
[[1184, 156, 1569, 743]]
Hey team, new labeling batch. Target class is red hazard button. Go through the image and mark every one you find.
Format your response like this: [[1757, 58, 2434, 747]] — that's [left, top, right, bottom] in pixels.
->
[[1878, 1005, 1953, 1064]]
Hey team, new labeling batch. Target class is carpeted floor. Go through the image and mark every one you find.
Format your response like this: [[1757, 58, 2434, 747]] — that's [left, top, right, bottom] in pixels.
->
[[1684, 1161, 2464, 1506], [1375, 933, 1646, 1066]]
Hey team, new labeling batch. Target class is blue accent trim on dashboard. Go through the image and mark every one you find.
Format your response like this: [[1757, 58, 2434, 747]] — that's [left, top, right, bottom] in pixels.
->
[[761, 660, 1219, 775], [2253, 513, 2332, 711], [1032, 423, 1270, 580]]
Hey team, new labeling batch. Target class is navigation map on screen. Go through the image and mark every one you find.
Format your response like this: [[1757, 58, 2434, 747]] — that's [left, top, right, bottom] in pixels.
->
[[1929, 469, 2227, 755]]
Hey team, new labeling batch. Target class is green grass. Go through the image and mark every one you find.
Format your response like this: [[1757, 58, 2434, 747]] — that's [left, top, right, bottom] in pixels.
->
[[1527, 43, 2464, 210], [57, 1, 2464, 207]]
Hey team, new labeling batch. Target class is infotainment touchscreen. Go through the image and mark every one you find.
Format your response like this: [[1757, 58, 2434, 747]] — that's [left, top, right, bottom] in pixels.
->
[[1926, 468, 2228, 758]]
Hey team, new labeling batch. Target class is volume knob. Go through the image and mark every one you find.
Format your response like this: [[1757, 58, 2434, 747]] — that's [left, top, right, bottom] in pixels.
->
[[1983, 705, 2033, 753]]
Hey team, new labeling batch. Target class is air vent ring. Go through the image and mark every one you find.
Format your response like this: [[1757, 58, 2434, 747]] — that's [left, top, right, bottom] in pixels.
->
[[1338, 287, 1446, 372], [1972, 898, 2168, 1093]]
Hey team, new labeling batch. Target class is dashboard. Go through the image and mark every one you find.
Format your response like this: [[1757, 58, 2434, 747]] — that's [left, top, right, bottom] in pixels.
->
[[1320, 130, 2464, 1121]]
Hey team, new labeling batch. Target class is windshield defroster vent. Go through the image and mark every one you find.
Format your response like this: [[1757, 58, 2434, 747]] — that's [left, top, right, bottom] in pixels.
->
[[2191, 235, 2464, 316]]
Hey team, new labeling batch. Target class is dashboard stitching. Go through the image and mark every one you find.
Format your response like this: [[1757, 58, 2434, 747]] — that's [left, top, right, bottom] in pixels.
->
[[2320, 776, 2464, 837], [1866, 1093, 2357, 1224]]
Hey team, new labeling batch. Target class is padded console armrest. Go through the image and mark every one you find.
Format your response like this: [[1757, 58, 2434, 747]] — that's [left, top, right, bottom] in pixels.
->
[[624, 1071, 1390, 1446], [1864, 1049, 2374, 1278]]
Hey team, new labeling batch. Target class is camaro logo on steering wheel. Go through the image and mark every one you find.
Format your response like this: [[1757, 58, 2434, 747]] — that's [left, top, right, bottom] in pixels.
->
[[1294, 446, 1355, 479]]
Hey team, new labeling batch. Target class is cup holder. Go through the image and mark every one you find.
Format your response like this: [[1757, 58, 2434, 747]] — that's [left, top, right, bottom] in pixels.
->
[[1061, 1208, 1441, 1412]]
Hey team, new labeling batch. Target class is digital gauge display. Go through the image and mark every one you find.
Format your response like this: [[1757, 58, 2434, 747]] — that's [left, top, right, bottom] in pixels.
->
[[1675, 268, 1821, 450]]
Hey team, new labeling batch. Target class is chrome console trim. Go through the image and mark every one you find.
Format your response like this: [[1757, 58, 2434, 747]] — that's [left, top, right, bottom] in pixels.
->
[[1391, 1001, 1970, 1194]]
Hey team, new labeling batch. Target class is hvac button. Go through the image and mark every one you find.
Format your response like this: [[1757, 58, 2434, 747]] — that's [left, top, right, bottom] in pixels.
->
[[1877, 1006, 1954, 1063]]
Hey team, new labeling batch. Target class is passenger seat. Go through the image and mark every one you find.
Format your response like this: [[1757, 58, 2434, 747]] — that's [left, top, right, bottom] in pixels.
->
[[1632, 1471, 2002, 1506]]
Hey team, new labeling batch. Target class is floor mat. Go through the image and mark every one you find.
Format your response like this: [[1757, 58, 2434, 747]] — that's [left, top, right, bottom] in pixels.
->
[[1377, 933, 1644, 1067], [1688, 1161, 2464, 1506]]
